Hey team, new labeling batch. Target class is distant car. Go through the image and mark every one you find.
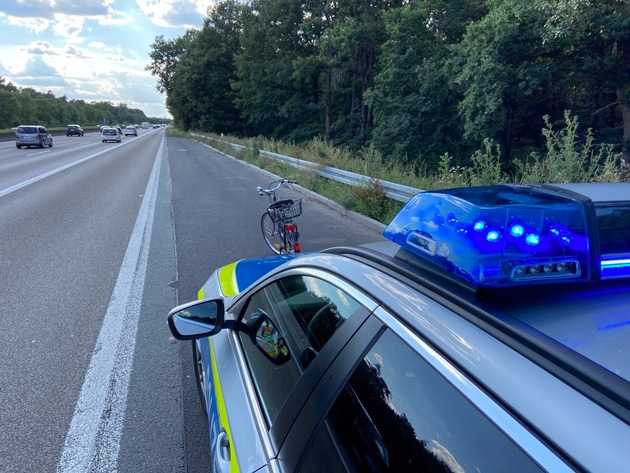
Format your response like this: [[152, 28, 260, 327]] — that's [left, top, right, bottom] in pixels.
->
[[66, 124, 84, 136], [101, 127, 122, 143], [124, 126, 138, 136], [15, 125, 53, 149], [152, 124, 160, 129]]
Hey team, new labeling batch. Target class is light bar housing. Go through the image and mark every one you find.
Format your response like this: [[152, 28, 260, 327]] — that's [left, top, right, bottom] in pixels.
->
[[384, 185, 595, 288]]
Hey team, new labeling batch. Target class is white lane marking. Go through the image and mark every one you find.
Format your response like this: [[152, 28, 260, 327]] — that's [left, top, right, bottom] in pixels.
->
[[0, 130, 159, 199], [25, 141, 102, 157], [56, 134, 165, 473]]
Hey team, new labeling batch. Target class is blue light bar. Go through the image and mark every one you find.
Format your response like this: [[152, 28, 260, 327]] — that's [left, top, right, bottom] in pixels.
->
[[601, 255, 630, 280], [384, 185, 592, 288]]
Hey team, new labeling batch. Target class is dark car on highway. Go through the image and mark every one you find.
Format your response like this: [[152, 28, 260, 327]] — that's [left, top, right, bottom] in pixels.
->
[[66, 124, 84, 136], [15, 125, 53, 149]]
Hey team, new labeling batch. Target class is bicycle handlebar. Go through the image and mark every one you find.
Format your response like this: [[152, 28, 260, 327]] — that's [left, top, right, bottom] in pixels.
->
[[257, 178, 296, 195]]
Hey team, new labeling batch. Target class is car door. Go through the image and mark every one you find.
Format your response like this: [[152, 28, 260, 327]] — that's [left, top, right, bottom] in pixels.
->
[[280, 307, 571, 473], [203, 267, 376, 473]]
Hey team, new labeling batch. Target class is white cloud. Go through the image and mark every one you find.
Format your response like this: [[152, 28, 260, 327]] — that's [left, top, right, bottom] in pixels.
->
[[14, 56, 69, 87], [52, 13, 85, 37], [65, 45, 90, 58], [24, 41, 59, 55], [0, 1, 122, 37], [88, 41, 107, 49], [0, 1, 112, 19], [0, 0, 54, 19], [136, 0, 211, 28], [1, 13, 50, 32], [428, 440, 465, 473]]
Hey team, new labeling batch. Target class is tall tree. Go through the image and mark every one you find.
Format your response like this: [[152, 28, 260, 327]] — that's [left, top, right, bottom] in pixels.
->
[[537, 0, 630, 161], [369, 1, 486, 163], [160, 1, 245, 131]]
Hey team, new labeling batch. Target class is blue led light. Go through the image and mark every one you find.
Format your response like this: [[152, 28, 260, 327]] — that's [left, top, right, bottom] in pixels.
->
[[525, 234, 540, 246], [383, 186, 591, 287], [487, 230, 501, 242], [473, 220, 486, 232]]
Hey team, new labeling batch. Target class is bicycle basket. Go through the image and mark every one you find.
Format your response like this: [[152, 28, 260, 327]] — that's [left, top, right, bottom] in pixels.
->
[[273, 199, 302, 220]]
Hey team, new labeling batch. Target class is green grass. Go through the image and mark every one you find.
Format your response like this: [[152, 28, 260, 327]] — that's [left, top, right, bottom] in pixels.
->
[[174, 112, 625, 223]]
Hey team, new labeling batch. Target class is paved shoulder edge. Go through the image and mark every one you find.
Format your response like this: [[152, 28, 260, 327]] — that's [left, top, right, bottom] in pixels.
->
[[191, 139, 386, 233]]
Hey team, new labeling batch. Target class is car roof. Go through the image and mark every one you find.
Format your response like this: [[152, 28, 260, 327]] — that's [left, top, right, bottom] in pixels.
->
[[359, 240, 630, 381], [552, 183, 630, 203], [491, 281, 630, 382]]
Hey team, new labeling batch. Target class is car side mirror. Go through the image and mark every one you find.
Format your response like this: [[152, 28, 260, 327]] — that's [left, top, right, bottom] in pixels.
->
[[168, 299, 225, 340], [247, 310, 291, 365]]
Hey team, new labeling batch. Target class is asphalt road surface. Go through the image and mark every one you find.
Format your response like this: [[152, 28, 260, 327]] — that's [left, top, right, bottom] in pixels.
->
[[0, 129, 382, 472]]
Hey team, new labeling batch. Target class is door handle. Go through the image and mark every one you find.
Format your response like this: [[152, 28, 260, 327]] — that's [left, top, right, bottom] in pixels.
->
[[214, 430, 231, 473]]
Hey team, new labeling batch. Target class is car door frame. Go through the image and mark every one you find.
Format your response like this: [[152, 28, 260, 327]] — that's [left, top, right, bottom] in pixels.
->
[[277, 305, 573, 473], [225, 266, 379, 471]]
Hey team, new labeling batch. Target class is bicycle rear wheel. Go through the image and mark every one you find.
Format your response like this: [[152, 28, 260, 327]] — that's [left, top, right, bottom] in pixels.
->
[[261, 211, 284, 254]]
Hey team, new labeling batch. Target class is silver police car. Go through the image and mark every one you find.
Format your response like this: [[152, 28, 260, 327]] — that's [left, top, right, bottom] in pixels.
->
[[169, 183, 630, 473]]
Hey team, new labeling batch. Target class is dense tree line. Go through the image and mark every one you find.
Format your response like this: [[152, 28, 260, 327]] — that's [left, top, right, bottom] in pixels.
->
[[0, 77, 161, 129], [148, 0, 629, 168]]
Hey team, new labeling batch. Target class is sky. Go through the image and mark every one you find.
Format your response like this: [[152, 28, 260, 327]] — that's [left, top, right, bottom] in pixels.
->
[[0, 1, 215, 118]]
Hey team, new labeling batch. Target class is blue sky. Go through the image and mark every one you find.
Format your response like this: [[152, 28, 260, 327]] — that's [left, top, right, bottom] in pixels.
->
[[0, 1, 214, 117]]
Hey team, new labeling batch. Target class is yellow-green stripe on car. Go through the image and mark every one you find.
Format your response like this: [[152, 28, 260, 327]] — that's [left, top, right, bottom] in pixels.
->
[[209, 340, 240, 473], [218, 261, 240, 297], [197, 287, 205, 300]]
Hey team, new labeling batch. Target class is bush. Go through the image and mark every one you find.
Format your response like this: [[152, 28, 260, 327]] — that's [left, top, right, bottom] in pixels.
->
[[516, 111, 622, 183]]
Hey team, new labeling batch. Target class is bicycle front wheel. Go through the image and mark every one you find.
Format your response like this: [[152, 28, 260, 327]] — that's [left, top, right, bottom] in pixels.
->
[[261, 211, 284, 254]]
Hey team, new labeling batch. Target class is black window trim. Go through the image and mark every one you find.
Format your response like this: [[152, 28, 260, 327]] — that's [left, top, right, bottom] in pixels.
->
[[278, 315, 384, 472], [228, 267, 379, 461]]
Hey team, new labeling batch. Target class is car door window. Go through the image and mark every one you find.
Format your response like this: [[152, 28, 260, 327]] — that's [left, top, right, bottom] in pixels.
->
[[298, 329, 543, 473], [239, 275, 363, 424]]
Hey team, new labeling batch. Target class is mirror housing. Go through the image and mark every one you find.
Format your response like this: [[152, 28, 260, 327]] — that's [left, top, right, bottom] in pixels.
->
[[168, 299, 225, 340]]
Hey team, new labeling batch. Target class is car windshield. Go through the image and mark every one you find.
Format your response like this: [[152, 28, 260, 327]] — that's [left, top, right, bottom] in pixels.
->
[[17, 126, 37, 134], [103, 129, 116, 135]]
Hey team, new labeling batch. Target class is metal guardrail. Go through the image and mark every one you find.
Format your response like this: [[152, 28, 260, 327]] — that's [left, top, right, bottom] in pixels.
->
[[190, 133, 422, 202]]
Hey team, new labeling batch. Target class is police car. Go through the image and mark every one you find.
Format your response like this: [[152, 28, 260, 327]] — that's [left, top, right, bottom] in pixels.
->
[[168, 183, 630, 473]]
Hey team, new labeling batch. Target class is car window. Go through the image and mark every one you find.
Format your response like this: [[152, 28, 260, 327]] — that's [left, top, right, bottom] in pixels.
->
[[298, 329, 543, 473], [17, 126, 37, 134], [239, 275, 363, 425]]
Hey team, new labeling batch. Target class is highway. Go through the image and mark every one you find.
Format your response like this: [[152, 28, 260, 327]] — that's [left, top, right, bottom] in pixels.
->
[[0, 129, 382, 472]]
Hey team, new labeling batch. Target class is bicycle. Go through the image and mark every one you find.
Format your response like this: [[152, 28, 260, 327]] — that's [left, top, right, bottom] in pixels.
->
[[257, 179, 303, 254]]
